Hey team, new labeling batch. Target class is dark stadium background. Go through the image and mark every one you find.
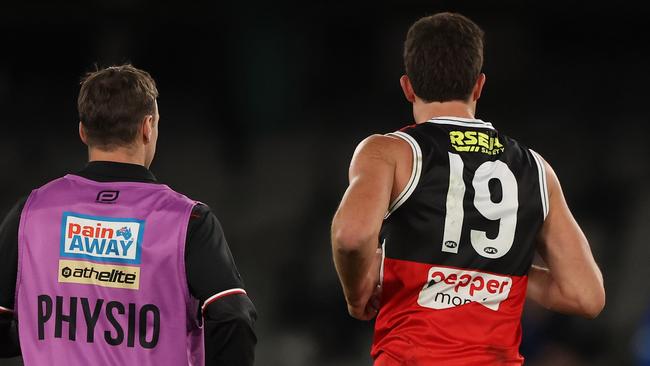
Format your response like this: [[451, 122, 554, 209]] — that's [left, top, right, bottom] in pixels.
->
[[1, 1, 649, 365]]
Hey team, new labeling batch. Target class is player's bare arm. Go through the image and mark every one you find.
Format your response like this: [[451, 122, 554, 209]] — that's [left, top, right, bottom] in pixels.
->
[[527, 158, 605, 318], [331, 134, 411, 320]]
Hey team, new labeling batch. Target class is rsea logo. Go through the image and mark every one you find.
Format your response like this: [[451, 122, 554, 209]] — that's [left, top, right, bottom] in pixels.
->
[[449, 130, 504, 155]]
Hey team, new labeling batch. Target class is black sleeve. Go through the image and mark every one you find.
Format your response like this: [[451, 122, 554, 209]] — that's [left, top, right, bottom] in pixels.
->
[[185, 204, 257, 366], [202, 294, 256, 365], [0, 316, 20, 358], [0, 197, 27, 358]]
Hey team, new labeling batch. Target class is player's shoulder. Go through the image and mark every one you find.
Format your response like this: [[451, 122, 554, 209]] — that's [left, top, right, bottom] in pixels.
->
[[190, 202, 213, 222], [354, 132, 412, 161], [355, 132, 406, 151], [154, 182, 202, 208], [509, 138, 551, 172], [20, 176, 74, 209], [186, 202, 227, 244], [31, 176, 73, 194], [393, 120, 464, 145], [188, 202, 226, 232]]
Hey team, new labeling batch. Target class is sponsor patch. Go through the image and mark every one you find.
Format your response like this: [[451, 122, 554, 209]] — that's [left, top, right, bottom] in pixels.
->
[[58, 212, 145, 290], [58, 260, 140, 290], [417, 266, 512, 311], [60, 212, 143, 264], [449, 130, 504, 155]]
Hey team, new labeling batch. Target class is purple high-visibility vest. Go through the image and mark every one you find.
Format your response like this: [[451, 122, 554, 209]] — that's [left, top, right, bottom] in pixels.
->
[[15, 174, 204, 365]]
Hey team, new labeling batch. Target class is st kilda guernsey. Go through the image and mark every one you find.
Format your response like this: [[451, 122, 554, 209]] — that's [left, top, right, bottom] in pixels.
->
[[15, 174, 204, 365], [372, 117, 548, 365]]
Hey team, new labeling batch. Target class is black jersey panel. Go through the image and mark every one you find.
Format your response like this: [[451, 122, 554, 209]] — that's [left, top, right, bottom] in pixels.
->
[[381, 120, 544, 277]]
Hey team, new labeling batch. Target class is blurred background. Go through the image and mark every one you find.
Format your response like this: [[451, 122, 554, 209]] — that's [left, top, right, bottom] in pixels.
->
[[1, 1, 649, 365]]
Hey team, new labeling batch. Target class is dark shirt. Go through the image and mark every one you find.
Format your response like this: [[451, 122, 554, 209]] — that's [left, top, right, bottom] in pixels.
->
[[0, 161, 257, 365]]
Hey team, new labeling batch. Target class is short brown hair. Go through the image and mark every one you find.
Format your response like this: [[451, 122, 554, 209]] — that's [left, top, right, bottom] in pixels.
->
[[78, 64, 159, 149], [404, 13, 484, 103]]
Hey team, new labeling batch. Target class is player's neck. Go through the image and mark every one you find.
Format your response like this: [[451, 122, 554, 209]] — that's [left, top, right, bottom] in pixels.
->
[[413, 100, 477, 124], [87, 147, 147, 167]]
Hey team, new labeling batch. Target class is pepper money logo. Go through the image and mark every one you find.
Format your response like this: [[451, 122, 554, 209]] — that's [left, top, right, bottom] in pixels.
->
[[58, 212, 144, 290], [417, 266, 512, 311]]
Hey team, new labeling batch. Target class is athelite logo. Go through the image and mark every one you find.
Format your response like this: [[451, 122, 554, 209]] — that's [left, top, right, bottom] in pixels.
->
[[417, 266, 512, 311], [58, 212, 144, 290]]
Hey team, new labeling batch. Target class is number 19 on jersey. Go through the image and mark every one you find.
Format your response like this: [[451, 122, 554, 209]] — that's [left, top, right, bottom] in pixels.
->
[[441, 152, 518, 259]]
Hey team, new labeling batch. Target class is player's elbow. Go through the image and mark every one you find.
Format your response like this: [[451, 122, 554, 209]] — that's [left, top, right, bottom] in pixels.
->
[[578, 271, 606, 319], [332, 225, 375, 255], [580, 286, 605, 319], [565, 282, 605, 319]]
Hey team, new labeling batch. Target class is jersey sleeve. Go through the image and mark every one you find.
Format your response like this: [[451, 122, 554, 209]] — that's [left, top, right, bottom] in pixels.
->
[[0, 197, 26, 358], [185, 204, 257, 366], [185, 204, 247, 305], [384, 130, 424, 219], [529, 149, 550, 220], [0, 197, 27, 313]]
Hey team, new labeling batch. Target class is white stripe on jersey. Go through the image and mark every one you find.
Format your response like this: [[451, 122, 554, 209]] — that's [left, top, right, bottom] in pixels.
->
[[530, 150, 550, 219], [379, 239, 386, 286], [201, 288, 247, 313], [385, 131, 423, 219], [427, 116, 495, 130], [0, 305, 13, 313]]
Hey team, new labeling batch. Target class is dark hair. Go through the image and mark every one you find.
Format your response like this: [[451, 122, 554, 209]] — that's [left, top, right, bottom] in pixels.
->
[[78, 64, 159, 149], [404, 12, 484, 103]]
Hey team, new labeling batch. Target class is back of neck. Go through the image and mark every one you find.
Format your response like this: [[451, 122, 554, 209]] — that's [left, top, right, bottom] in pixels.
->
[[87, 147, 146, 167], [413, 100, 477, 124]]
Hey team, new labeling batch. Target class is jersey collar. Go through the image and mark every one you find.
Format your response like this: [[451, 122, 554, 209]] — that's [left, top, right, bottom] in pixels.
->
[[427, 116, 495, 130], [76, 161, 159, 183]]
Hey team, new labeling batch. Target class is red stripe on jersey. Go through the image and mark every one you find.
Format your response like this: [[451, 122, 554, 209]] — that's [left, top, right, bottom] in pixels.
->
[[372, 257, 527, 365], [399, 124, 417, 132]]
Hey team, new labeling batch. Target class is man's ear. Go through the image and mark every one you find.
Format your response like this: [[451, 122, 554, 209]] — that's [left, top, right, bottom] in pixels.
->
[[472, 73, 486, 101], [400, 75, 416, 103], [79, 122, 88, 145], [142, 115, 154, 143]]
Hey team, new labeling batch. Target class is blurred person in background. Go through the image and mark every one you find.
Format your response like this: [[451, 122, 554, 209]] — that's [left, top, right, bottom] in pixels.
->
[[331, 12, 605, 365], [0, 64, 256, 365]]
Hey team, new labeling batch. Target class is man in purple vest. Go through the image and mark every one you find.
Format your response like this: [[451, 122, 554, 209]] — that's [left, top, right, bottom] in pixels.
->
[[0, 64, 257, 365]]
